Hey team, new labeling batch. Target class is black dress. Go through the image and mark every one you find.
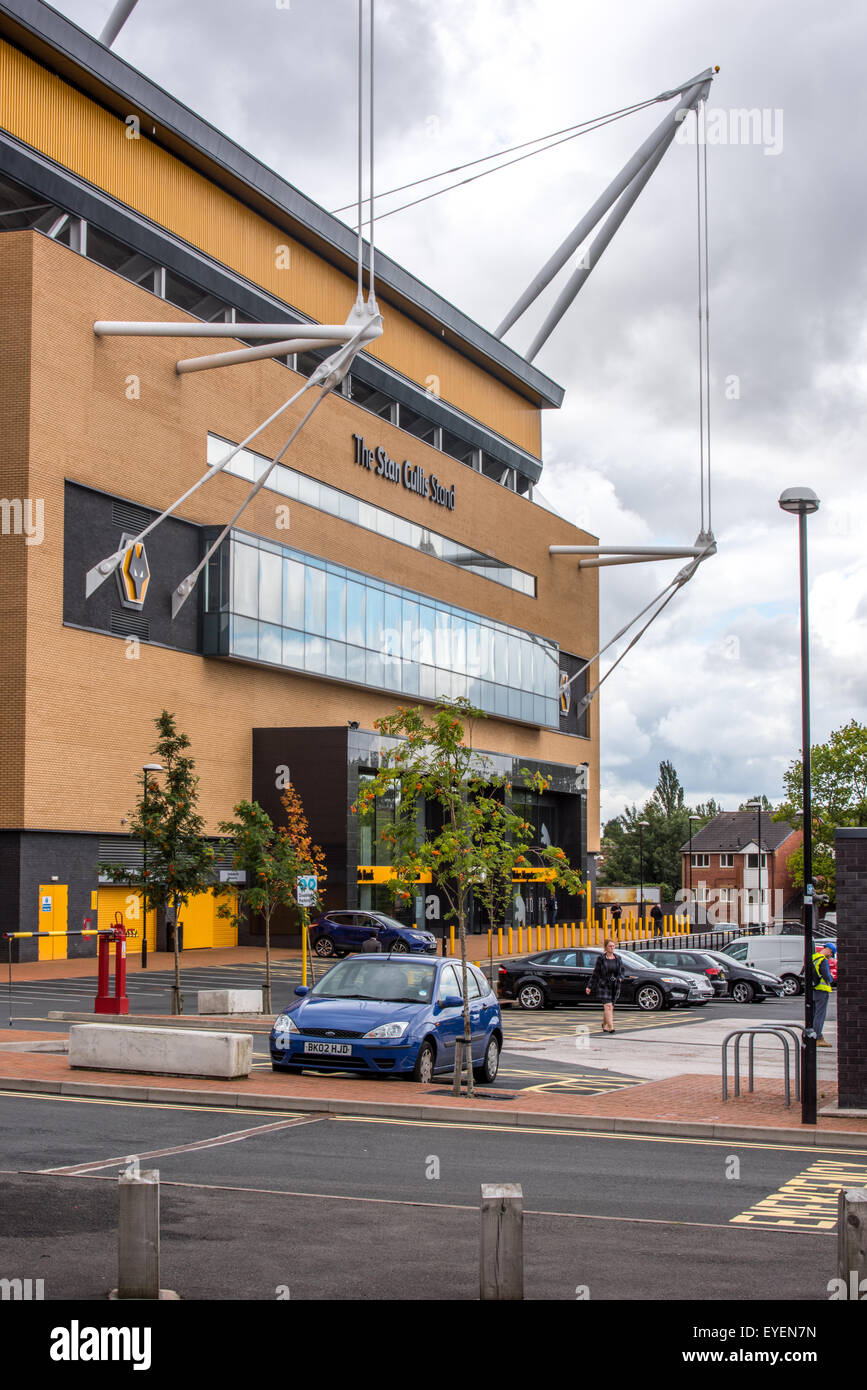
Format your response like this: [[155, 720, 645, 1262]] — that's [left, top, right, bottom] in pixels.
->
[[591, 953, 623, 1003]]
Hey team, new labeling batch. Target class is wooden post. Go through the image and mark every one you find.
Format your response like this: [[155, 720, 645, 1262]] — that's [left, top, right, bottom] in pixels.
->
[[115, 1169, 160, 1300], [838, 1188, 867, 1294], [480, 1183, 523, 1300]]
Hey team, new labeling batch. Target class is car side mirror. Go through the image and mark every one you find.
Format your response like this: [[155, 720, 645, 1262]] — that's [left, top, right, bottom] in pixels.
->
[[439, 994, 463, 1010], [294, 985, 310, 997]]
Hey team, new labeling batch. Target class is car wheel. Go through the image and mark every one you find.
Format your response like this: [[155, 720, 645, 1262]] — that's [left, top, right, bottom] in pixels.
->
[[474, 1035, 500, 1085], [391, 941, 408, 954], [517, 982, 546, 1011], [636, 984, 664, 1011], [731, 980, 755, 1004], [413, 1040, 436, 1084], [314, 936, 335, 957], [781, 974, 801, 996]]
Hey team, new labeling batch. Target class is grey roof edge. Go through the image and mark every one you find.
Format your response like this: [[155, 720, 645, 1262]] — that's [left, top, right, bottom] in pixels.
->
[[0, 0, 565, 412], [835, 828, 867, 840]]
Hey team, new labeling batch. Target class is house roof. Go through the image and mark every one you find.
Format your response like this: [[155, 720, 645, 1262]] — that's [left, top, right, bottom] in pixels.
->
[[680, 811, 797, 855]]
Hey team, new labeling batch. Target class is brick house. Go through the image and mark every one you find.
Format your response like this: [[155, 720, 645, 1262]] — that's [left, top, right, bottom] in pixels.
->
[[680, 812, 803, 927]]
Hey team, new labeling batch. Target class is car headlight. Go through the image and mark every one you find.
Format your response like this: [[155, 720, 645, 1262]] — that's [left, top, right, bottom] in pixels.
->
[[660, 976, 686, 985], [363, 1021, 409, 1039], [273, 1014, 299, 1033]]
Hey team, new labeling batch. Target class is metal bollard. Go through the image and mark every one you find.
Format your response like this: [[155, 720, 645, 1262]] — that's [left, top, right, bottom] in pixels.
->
[[113, 1167, 162, 1299], [837, 1188, 867, 1296], [480, 1183, 523, 1300]]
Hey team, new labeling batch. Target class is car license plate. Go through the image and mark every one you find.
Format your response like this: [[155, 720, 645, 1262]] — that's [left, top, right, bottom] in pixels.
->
[[303, 1041, 352, 1056]]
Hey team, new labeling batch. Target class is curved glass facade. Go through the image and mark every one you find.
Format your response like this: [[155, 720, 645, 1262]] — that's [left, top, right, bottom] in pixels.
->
[[204, 530, 560, 727]]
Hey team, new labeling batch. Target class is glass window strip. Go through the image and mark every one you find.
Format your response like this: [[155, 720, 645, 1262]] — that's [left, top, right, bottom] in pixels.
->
[[218, 530, 558, 728], [207, 434, 536, 597]]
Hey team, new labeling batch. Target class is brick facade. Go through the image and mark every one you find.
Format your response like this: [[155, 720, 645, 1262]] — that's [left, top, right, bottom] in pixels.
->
[[835, 828, 867, 1109]]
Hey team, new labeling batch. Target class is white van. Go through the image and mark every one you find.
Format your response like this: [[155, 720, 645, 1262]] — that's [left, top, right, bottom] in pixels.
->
[[721, 936, 806, 996]]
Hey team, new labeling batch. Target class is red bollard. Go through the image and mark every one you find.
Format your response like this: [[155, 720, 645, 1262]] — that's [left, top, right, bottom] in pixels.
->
[[94, 916, 130, 1015]]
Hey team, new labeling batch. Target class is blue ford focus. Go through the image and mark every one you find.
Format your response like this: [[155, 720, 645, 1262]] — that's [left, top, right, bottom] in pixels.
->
[[270, 955, 502, 1084]]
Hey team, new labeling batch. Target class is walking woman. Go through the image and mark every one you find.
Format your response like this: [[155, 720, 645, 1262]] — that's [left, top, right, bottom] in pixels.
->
[[586, 939, 624, 1033]]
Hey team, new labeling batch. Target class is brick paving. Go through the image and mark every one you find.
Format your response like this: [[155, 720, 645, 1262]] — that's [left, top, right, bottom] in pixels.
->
[[0, 1032, 865, 1137]]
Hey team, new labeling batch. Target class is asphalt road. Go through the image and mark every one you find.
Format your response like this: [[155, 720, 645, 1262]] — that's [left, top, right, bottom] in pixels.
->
[[0, 1089, 858, 1301]]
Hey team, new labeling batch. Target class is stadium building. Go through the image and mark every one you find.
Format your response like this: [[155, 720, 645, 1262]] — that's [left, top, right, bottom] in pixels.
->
[[0, 0, 599, 959]]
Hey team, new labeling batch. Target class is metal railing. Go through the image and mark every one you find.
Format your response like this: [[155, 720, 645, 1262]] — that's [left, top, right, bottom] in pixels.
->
[[722, 1025, 802, 1107]]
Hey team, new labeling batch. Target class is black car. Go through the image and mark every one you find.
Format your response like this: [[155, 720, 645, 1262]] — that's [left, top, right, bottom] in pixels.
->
[[636, 947, 730, 998], [497, 946, 714, 1012], [701, 949, 785, 1004]]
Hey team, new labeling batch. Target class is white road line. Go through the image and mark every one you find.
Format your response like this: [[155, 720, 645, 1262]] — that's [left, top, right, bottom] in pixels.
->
[[38, 1173, 832, 1235], [39, 1113, 329, 1174]]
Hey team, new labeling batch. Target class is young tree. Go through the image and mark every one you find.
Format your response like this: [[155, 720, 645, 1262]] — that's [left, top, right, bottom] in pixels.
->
[[353, 699, 582, 1096], [100, 710, 214, 1014], [279, 781, 328, 970], [775, 718, 867, 901], [215, 800, 300, 1012]]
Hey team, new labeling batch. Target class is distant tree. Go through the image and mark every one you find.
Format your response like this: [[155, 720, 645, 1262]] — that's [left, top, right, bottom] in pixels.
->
[[599, 762, 720, 895], [653, 760, 685, 819], [279, 782, 327, 966], [774, 719, 867, 901], [738, 795, 774, 812]]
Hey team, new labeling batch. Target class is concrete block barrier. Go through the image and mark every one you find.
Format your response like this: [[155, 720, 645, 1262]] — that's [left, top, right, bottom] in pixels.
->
[[68, 1024, 253, 1079], [197, 989, 263, 1015]]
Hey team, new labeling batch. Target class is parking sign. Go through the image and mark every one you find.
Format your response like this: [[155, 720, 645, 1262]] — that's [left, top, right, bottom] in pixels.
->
[[296, 875, 318, 907]]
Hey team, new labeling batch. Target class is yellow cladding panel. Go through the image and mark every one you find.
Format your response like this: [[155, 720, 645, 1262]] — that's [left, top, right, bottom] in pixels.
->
[[0, 41, 541, 457]]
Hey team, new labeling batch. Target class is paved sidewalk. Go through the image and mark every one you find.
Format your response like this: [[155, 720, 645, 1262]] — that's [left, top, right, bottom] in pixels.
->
[[0, 1027, 865, 1145]]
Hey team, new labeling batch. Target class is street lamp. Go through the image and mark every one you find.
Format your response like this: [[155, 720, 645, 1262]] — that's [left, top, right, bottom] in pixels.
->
[[688, 815, 701, 931], [778, 485, 819, 1126], [140, 764, 164, 971], [747, 799, 763, 933], [638, 820, 649, 930]]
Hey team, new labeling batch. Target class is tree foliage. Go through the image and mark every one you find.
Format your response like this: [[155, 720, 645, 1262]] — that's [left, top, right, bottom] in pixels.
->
[[599, 762, 719, 899], [100, 710, 214, 1013], [215, 799, 301, 1011], [774, 719, 867, 900], [352, 698, 581, 1095]]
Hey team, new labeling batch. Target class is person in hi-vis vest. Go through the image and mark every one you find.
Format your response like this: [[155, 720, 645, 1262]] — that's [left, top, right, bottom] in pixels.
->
[[812, 945, 834, 1047]]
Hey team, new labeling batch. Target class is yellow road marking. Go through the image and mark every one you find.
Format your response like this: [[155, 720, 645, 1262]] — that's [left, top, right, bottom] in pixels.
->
[[731, 1158, 867, 1231]]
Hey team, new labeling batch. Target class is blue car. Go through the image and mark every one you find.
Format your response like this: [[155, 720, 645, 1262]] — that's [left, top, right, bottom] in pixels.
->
[[310, 909, 436, 957], [270, 955, 502, 1084]]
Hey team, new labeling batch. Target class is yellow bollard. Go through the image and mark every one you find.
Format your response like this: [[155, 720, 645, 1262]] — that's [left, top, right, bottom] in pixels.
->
[[508, 925, 513, 955], [488, 928, 492, 957], [518, 924, 523, 954], [498, 927, 504, 956], [571, 922, 576, 948], [449, 923, 455, 955]]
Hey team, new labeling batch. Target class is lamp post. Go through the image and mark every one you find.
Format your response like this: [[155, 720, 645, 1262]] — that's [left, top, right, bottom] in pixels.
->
[[638, 820, 649, 930], [747, 799, 763, 933], [140, 764, 164, 970], [688, 815, 701, 931], [778, 485, 819, 1126]]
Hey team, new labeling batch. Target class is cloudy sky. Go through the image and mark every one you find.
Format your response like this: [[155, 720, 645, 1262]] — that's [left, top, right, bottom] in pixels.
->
[[55, 0, 867, 824]]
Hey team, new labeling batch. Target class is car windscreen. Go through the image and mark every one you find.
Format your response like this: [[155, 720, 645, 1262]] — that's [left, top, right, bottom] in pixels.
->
[[308, 958, 437, 1003], [374, 914, 416, 932]]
